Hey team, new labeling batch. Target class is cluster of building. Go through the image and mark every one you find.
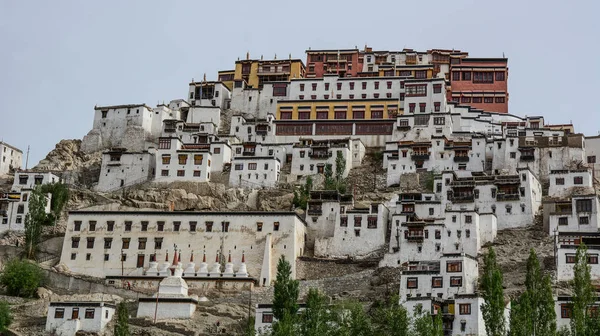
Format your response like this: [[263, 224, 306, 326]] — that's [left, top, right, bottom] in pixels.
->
[[3, 45, 600, 335]]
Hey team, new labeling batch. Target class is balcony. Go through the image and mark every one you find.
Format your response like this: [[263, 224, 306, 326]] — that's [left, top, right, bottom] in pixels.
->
[[0, 210, 7, 217], [411, 153, 430, 161], [181, 144, 210, 150], [453, 156, 469, 163], [450, 195, 474, 203], [406, 234, 424, 242], [397, 124, 411, 131], [242, 151, 256, 156], [256, 125, 269, 135], [388, 154, 399, 161], [520, 154, 535, 162], [310, 152, 331, 159], [496, 193, 520, 201], [307, 209, 322, 216], [164, 127, 176, 133]]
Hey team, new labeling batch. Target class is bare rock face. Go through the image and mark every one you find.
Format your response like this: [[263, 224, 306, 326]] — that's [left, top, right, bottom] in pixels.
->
[[34, 140, 100, 171]]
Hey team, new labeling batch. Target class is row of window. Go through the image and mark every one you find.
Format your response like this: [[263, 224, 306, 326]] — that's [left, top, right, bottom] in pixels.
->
[[558, 216, 590, 225], [72, 237, 162, 250], [297, 93, 397, 100], [161, 154, 212, 166], [555, 176, 585, 186], [403, 229, 471, 239], [451, 71, 506, 83], [407, 102, 443, 113], [565, 253, 598, 264], [53, 307, 103, 320], [406, 275, 464, 289], [160, 170, 208, 178], [280, 109, 397, 120], [74, 220, 239, 233], [234, 163, 269, 170], [300, 81, 400, 91], [459, 96, 506, 104], [339, 216, 378, 228]]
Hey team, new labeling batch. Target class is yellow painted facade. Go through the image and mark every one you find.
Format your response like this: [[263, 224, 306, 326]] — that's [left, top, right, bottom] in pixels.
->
[[217, 70, 235, 90], [277, 99, 402, 120], [377, 67, 434, 78], [234, 59, 305, 88]]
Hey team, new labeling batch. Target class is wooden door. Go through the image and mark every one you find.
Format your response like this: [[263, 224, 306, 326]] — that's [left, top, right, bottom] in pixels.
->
[[136, 254, 145, 268], [71, 308, 79, 319]]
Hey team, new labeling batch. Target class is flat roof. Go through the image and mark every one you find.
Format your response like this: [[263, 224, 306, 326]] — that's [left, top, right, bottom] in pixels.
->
[[0, 142, 22, 153]]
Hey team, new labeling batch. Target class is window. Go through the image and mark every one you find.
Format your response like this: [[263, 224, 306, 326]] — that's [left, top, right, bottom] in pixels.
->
[[576, 199, 592, 212], [473, 72, 494, 83], [312, 83, 317, 91], [558, 217, 568, 225], [156, 221, 165, 231], [354, 216, 362, 227], [588, 254, 599, 264], [74, 221, 82, 231], [349, 82, 355, 90], [465, 215, 472, 224], [234, 164, 243, 170], [566, 254, 576, 263], [461, 96, 471, 103], [158, 138, 171, 149], [415, 71, 426, 79], [495, 72, 506, 81], [406, 277, 418, 289], [189, 221, 197, 231], [462, 72, 471, 81], [104, 238, 112, 249], [371, 111, 383, 119], [353, 111, 365, 119], [556, 178, 565, 185], [435, 230, 441, 239], [256, 222, 263, 232], [248, 163, 257, 170], [574, 176, 584, 185], [205, 221, 213, 232], [139, 221, 148, 231], [429, 208, 434, 216], [16, 204, 24, 214], [85, 309, 95, 319], [434, 102, 441, 112], [561, 304, 572, 318], [432, 84, 442, 94], [459, 304, 471, 315], [124, 221, 132, 231], [473, 97, 482, 103], [387, 81, 392, 89], [161, 170, 169, 177], [452, 72, 460, 81], [405, 85, 427, 96], [154, 238, 163, 249], [495, 97, 505, 103], [272, 85, 287, 96], [367, 216, 377, 229], [262, 313, 274, 323], [71, 237, 80, 248], [221, 221, 230, 232], [194, 155, 203, 165], [447, 261, 462, 272], [409, 103, 416, 113], [280, 112, 292, 120], [173, 221, 181, 231], [193, 170, 201, 177], [510, 152, 516, 159], [122, 238, 130, 249], [433, 116, 444, 125], [419, 103, 426, 112], [432, 277, 443, 288], [450, 276, 463, 287], [178, 154, 188, 165], [335, 111, 346, 120], [400, 93, 405, 101], [54, 308, 65, 318], [579, 216, 590, 225], [300, 84, 305, 91], [340, 217, 348, 227], [70, 253, 76, 260]]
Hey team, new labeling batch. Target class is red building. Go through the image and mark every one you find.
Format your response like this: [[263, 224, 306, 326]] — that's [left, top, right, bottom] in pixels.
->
[[449, 58, 509, 113], [305, 48, 363, 78]]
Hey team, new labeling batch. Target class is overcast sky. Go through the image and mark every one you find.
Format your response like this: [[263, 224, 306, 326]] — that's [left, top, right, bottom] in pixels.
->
[[1, 0, 599, 165]]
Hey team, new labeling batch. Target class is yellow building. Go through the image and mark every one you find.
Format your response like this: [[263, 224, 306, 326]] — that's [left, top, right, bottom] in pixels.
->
[[217, 70, 235, 90], [377, 65, 434, 79], [234, 58, 305, 89], [277, 99, 401, 120]]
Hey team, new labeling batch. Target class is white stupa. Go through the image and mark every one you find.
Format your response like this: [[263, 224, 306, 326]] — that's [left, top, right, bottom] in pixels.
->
[[183, 251, 196, 276], [158, 251, 171, 276], [145, 254, 159, 276], [223, 251, 234, 277], [209, 252, 221, 277], [236, 252, 248, 278], [198, 251, 209, 277], [137, 249, 198, 320]]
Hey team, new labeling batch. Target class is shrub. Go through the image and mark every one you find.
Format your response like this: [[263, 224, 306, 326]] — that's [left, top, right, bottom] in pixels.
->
[[0, 259, 45, 298]]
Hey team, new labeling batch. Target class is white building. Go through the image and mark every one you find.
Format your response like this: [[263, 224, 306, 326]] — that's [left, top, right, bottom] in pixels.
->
[[584, 135, 600, 179], [305, 191, 389, 258], [58, 210, 306, 287], [95, 149, 156, 192], [555, 231, 600, 282], [286, 75, 408, 101], [231, 142, 289, 164], [230, 114, 276, 143], [229, 156, 281, 188], [188, 80, 231, 110], [555, 296, 600, 331], [45, 301, 115, 336], [254, 303, 306, 334], [291, 138, 365, 178], [0, 171, 58, 232], [437, 169, 542, 230], [0, 142, 22, 176], [230, 82, 286, 119], [81, 103, 174, 153], [137, 253, 198, 320]]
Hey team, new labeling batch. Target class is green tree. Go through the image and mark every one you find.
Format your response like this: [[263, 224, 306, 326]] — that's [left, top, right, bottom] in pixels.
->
[[113, 302, 130, 336], [0, 259, 45, 298], [39, 183, 69, 226], [372, 295, 409, 336], [323, 152, 348, 193], [324, 163, 336, 190], [24, 187, 50, 259], [510, 249, 556, 336], [299, 288, 330, 336], [293, 176, 313, 210], [272, 256, 299, 331], [331, 300, 371, 336], [570, 243, 594, 336], [481, 247, 506, 336], [411, 303, 442, 336], [0, 300, 12, 334]]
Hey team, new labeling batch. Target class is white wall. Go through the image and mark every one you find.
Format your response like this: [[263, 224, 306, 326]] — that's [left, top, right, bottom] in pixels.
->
[[46, 303, 115, 335], [0, 143, 22, 176], [96, 151, 155, 192], [229, 157, 280, 188]]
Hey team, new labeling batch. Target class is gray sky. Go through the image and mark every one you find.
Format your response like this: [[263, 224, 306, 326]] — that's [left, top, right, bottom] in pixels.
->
[[1, 0, 599, 166]]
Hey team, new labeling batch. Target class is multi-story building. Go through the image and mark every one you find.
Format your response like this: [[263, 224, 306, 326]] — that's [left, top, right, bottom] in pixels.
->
[[59, 210, 306, 287], [81, 103, 174, 153], [1, 171, 58, 232], [95, 149, 156, 192], [188, 80, 231, 110], [449, 57, 509, 113], [0, 142, 22, 176], [305, 48, 363, 78], [255, 303, 307, 334], [290, 138, 365, 178], [555, 296, 600, 330], [437, 168, 542, 230], [229, 156, 281, 188], [230, 114, 276, 143], [305, 191, 389, 258], [584, 135, 600, 179], [231, 142, 288, 165]]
